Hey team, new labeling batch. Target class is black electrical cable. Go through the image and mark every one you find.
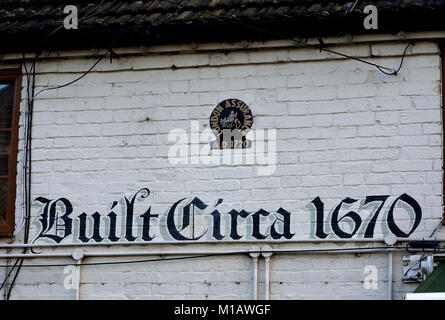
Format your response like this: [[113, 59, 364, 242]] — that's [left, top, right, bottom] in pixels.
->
[[30, 0, 115, 69], [5, 62, 34, 300], [30, 0, 119, 99], [429, 220, 443, 238], [3, 53, 34, 298], [0, 258, 20, 292], [161, 0, 412, 76], [5, 0, 121, 300], [5, 259, 23, 300], [31, 0, 416, 98], [33, 25, 143, 96], [32, 0, 187, 98], [34, 53, 108, 97]]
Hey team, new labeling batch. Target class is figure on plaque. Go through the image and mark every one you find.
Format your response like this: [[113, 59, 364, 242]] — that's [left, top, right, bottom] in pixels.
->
[[220, 111, 241, 129]]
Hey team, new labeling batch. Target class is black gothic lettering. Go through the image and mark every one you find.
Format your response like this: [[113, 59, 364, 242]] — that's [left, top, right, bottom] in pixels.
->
[[363, 195, 389, 238], [123, 188, 150, 242], [34, 197, 73, 243], [167, 197, 208, 241], [140, 207, 158, 241], [387, 193, 422, 237], [270, 208, 294, 240], [32, 188, 424, 243], [210, 210, 225, 240], [107, 201, 120, 242], [310, 197, 329, 239], [251, 209, 269, 240], [228, 209, 249, 240], [78, 212, 103, 243], [331, 198, 362, 238]]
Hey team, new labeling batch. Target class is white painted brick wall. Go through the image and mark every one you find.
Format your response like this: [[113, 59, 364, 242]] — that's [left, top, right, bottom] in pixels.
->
[[1, 40, 443, 300]]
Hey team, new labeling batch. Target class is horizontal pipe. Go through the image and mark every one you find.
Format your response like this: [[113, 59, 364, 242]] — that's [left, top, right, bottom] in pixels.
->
[[0, 246, 438, 260], [0, 250, 250, 259], [0, 237, 441, 249], [0, 253, 72, 259]]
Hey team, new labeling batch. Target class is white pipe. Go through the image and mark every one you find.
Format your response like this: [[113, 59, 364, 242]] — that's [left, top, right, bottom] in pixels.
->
[[261, 248, 402, 254], [252, 257, 258, 300], [262, 245, 273, 300], [76, 259, 82, 301], [0, 237, 439, 249], [388, 252, 393, 300], [0, 250, 238, 259], [264, 256, 270, 300], [0, 247, 407, 260], [0, 246, 433, 260], [0, 253, 72, 259], [249, 247, 260, 300], [71, 249, 84, 300]]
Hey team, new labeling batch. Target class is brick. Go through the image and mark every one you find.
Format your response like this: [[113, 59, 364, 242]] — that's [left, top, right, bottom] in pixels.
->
[[301, 175, 340, 187], [334, 112, 375, 126], [343, 174, 362, 186], [400, 110, 441, 124]]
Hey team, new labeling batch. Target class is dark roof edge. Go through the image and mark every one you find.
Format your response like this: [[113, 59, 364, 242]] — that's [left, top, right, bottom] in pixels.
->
[[2, 12, 445, 54]]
